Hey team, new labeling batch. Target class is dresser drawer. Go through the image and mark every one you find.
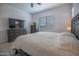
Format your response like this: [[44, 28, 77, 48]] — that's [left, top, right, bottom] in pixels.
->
[[8, 28, 27, 42]]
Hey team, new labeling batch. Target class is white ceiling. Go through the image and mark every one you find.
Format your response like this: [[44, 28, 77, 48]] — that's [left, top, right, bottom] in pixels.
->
[[7, 3, 64, 14]]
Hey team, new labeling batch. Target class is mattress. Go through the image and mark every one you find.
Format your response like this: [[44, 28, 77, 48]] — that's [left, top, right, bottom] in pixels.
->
[[11, 32, 79, 56]]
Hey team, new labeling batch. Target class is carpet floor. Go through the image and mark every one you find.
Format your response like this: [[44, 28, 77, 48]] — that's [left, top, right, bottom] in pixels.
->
[[0, 42, 12, 56]]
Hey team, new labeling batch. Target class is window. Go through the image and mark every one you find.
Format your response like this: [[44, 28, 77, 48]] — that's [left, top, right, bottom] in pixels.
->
[[39, 15, 55, 31], [39, 17, 47, 27]]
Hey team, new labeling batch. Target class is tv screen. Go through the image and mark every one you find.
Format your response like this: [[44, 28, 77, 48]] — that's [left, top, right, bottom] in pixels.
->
[[9, 18, 24, 28]]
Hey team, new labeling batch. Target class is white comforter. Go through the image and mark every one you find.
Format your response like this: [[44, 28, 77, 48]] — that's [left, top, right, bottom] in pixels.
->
[[11, 32, 79, 56]]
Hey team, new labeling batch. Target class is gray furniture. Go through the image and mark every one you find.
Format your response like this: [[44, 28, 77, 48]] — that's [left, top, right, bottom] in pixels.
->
[[31, 25, 36, 33], [8, 28, 26, 42], [72, 13, 79, 40], [8, 18, 26, 42]]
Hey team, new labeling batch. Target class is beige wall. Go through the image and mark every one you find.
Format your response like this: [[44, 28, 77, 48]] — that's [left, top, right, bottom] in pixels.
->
[[32, 4, 72, 32]]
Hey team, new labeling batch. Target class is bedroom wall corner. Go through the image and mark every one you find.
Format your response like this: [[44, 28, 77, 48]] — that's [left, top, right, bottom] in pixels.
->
[[0, 4, 32, 44]]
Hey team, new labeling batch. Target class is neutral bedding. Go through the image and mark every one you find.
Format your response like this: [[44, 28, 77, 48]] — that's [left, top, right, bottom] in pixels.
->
[[11, 32, 79, 56]]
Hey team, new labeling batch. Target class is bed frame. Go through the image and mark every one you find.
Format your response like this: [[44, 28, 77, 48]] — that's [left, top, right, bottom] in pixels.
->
[[71, 13, 79, 40]]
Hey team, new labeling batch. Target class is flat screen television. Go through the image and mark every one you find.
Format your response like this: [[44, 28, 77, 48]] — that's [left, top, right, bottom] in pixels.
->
[[9, 18, 24, 28]]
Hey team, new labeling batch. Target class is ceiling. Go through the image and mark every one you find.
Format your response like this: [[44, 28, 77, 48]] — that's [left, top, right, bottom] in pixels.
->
[[7, 3, 64, 14]]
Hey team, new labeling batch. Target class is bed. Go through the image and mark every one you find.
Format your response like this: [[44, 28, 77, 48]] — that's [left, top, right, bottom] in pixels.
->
[[11, 13, 79, 56]]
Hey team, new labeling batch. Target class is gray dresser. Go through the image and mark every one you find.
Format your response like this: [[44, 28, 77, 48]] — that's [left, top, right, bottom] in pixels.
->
[[8, 28, 26, 42], [8, 18, 27, 42]]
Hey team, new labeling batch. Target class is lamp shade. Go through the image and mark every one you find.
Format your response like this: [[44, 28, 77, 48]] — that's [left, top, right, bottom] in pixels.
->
[[67, 26, 71, 31]]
